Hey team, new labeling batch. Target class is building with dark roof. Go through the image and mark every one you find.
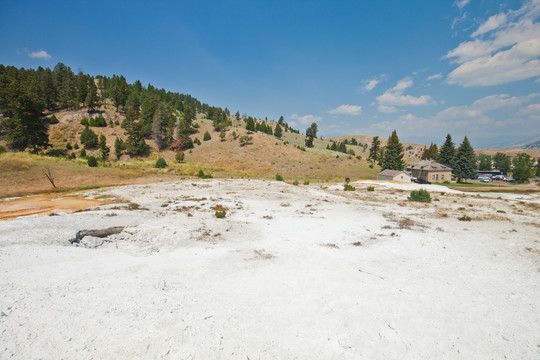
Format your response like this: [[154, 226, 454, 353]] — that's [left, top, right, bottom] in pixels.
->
[[410, 160, 452, 182]]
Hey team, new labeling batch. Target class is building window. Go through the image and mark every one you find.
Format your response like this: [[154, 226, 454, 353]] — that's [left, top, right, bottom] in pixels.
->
[[441, 175, 444, 180], [432, 175, 435, 180]]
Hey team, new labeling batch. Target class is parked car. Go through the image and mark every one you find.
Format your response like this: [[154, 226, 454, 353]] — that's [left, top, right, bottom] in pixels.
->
[[477, 175, 490, 180], [504, 177, 515, 182], [480, 177, 490, 183], [492, 174, 505, 181]]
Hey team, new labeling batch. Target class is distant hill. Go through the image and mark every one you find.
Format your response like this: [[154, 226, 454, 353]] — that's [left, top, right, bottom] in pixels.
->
[[524, 140, 540, 151]]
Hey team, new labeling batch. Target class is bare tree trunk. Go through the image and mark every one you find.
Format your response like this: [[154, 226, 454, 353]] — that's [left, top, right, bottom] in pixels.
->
[[42, 167, 56, 188]]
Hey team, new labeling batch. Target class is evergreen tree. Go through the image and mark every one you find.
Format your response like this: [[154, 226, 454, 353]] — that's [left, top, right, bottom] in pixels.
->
[[278, 116, 284, 125], [85, 80, 100, 112], [437, 134, 455, 168], [512, 153, 535, 183], [381, 130, 404, 170], [114, 137, 124, 159], [493, 152, 511, 175], [98, 134, 110, 165], [151, 102, 174, 150], [421, 143, 438, 160], [368, 136, 380, 162], [305, 136, 313, 148], [477, 154, 492, 170], [274, 124, 283, 139], [125, 119, 150, 156], [245, 117, 255, 131], [306, 122, 318, 139], [80, 126, 98, 148], [454, 136, 476, 182], [2, 81, 50, 152]]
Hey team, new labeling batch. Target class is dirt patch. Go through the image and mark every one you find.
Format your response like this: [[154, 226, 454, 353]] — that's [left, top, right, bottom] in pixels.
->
[[0, 193, 108, 221]]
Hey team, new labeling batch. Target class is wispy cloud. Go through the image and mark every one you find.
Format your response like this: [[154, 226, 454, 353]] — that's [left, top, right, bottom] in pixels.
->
[[426, 73, 443, 81], [362, 79, 379, 92], [289, 113, 322, 125], [378, 105, 398, 113], [446, 1, 540, 86], [27, 49, 52, 60], [454, 0, 470, 10], [328, 104, 362, 116], [376, 77, 433, 108]]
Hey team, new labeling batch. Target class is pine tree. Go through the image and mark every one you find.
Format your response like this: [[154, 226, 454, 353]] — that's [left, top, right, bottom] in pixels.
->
[[245, 117, 255, 131], [369, 136, 380, 162], [512, 153, 535, 183], [114, 137, 124, 159], [381, 130, 404, 170], [454, 136, 476, 182], [80, 126, 98, 148], [3, 81, 50, 152], [274, 124, 283, 139], [98, 134, 110, 165], [493, 152, 511, 175], [85, 80, 100, 112], [437, 134, 455, 168], [477, 154, 492, 170]]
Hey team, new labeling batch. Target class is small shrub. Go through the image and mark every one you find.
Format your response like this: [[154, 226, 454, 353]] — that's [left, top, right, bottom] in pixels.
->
[[0, 145, 6, 154], [443, 181, 450, 184], [155, 157, 167, 168], [69, 153, 76, 159], [80, 118, 89, 126], [293, 180, 299, 186], [87, 156, 98, 167], [74, 143, 79, 149], [303, 179, 310, 185], [66, 142, 72, 150], [45, 149, 67, 157], [367, 186, 375, 191], [344, 184, 356, 191], [89, 115, 107, 127], [193, 137, 201, 145], [275, 173, 284, 181], [215, 210, 226, 218], [79, 148, 87, 158], [197, 169, 213, 179], [408, 189, 431, 202], [239, 135, 253, 146], [369, 163, 373, 168], [203, 131, 211, 141], [175, 152, 185, 163], [458, 215, 472, 221], [49, 115, 59, 124]]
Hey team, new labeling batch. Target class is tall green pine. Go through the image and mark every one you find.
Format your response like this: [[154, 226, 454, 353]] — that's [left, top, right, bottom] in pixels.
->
[[454, 136, 476, 182], [381, 130, 404, 170]]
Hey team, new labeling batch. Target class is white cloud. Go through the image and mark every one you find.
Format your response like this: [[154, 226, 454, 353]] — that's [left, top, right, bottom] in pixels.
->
[[454, 0, 470, 10], [376, 77, 433, 108], [289, 113, 322, 125], [328, 104, 362, 116], [362, 79, 379, 92], [28, 49, 51, 60], [446, 1, 540, 86], [378, 105, 398, 113], [471, 13, 508, 37], [426, 73, 443, 81]]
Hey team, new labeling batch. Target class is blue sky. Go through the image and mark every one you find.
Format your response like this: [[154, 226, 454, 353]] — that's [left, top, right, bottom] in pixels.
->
[[1, 0, 539, 148]]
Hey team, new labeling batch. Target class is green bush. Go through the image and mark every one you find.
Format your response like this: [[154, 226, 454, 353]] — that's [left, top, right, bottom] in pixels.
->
[[344, 183, 356, 191], [87, 156, 98, 167], [79, 148, 87, 158], [293, 180, 299, 186], [0, 145, 7, 154], [74, 143, 79, 149], [458, 215, 472, 221], [89, 115, 107, 127], [45, 149, 67, 157], [155, 157, 167, 168], [367, 186, 375, 191], [203, 131, 211, 141], [80, 118, 89, 126], [175, 152, 185, 163], [197, 169, 213, 179], [49, 115, 59, 124], [66, 142, 72, 150], [275, 173, 284, 181], [193, 137, 201, 145], [69, 153, 76, 159], [303, 179, 310, 185], [215, 210, 226, 218], [80, 126, 98, 148], [408, 189, 432, 202]]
